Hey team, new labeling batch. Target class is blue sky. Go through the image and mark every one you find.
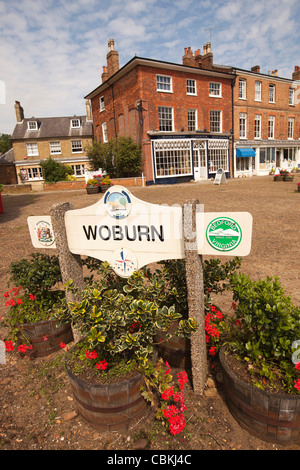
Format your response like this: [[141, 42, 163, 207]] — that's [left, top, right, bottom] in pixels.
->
[[0, 0, 300, 135]]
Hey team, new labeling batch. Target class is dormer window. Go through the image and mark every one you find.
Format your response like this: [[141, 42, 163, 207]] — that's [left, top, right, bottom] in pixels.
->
[[71, 118, 81, 128], [28, 121, 38, 130]]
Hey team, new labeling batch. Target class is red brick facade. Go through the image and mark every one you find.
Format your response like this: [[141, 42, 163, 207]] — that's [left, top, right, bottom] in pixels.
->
[[87, 41, 235, 184], [86, 40, 300, 182]]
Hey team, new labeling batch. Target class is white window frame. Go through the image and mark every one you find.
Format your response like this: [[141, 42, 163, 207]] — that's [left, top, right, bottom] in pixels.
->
[[187, 109, 197, 131], [268, 116, 275, 139], [71, 164, 86, 176], [289, 88, 295, 106], [209, 82, 222, 97], [239, 113, 247, 139], [27, 167, 43, 180], [255, 81, 262, 101], [239, 79, 246, 99], [49, 141, 61, 154], [26, 143, 38, 156], [71, 140, 83, 153], [288, 117, 294, 139], [153, 139, 192, 178], [27, 121, 38, 131], [158, 106, 174, 132], [208, 139, 229, 173], [71, 118, 81, 128], [100, 96, 105, 112], [269, 84, 275, 103], [210, 110, 222, 133], [156, 75, 172, 93], [254, 114, 261, 139], [102, 122, 108, 142], [186, 79, 196, 95]]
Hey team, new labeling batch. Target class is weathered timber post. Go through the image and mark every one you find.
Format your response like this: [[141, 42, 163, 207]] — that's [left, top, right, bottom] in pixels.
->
[[183, 199, 207, 394], [50, 202, 85, 342]]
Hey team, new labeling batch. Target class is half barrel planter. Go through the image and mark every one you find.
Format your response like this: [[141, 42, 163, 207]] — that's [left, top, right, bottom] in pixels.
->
[[220, 347, 300, 445], [17, 319, 73, 357], [155, 322, 191, 369], [65, 352, 148, 432]]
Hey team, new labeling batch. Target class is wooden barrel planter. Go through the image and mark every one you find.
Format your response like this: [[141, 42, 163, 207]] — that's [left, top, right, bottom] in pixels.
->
[[17, 319, 73, 357], [219, 347, 300, 445], [65, 351, 148, 432], [155, 322, 191, 369], [86, 186, 99, 194], [274, 175, 284, 181]]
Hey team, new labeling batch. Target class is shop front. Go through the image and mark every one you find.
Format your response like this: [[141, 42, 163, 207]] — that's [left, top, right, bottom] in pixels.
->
[[150, 135, 231, 184], [235, 141, 300, 177]]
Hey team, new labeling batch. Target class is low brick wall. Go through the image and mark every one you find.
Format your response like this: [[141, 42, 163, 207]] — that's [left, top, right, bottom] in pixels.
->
[[111, 177, 146, 187], [1, 184, 32, 194], [44, 181, 86, 191]]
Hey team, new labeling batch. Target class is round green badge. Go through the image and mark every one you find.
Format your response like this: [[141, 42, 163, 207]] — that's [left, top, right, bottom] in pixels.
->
[[206, 217, 242, 252]]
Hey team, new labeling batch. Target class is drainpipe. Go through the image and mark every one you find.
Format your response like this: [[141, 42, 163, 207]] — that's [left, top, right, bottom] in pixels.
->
[[231, 72, 237, 178]]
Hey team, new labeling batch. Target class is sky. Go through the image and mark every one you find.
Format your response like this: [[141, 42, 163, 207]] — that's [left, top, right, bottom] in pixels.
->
[[0, 0, 300, 135]]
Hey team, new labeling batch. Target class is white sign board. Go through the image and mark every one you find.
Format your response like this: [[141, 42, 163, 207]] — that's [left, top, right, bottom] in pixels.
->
[[214, 168, 226, 185], [27, 186, 252, 277]]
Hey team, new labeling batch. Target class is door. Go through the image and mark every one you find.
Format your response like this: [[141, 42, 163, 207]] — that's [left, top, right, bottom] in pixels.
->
[[193, 143, 207, 180]]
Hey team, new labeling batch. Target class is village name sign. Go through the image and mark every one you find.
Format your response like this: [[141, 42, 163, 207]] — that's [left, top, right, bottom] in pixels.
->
[[28, 185, 252, 277], [27, 186, 253, 393]]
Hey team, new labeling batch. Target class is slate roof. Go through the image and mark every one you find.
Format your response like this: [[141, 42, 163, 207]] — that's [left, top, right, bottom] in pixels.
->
[[11, 116, 93, 141], [0, 148, 15, 165]]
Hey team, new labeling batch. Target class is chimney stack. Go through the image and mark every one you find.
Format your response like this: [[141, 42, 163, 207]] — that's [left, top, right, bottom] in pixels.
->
[[85, 99, 92, 121], [14, 101, 24, 123], [251, 65, 260, 73], [102, 66, 108, 83], [106, 39, 119, 78], [292, 65, 300, 81]]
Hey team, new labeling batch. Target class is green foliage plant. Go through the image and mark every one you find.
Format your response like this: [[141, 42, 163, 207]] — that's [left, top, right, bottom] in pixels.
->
[[2, 253, 64, 340], [39, 157, 73, 183], [86, 137, 141, 178], [224, 273, 300, 394]]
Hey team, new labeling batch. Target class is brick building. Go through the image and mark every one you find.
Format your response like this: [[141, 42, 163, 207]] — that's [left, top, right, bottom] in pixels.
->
[[233, 65, 300, 177], [85, 39, 236, 184], [86, 39, 300, 183], [10, 101, 93, 189]]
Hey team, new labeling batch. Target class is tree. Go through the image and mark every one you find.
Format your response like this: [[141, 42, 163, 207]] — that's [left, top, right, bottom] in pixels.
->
[[39, 158, 73, 183], [87, 137, 141, 178], [0, 134, 12, 154]]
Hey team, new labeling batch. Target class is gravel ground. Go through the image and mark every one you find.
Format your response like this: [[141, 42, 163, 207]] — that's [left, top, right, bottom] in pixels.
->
[[0, 174, 299, 452]]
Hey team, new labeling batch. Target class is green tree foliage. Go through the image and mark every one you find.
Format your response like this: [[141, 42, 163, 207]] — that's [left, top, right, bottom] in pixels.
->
[[0, 134, 12, 154], [87, 137, 141, 178], [39, 157, 73, 182]]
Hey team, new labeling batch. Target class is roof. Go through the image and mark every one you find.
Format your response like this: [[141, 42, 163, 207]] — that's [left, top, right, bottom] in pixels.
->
[[11, 116, 93, 141], [0, 148, 14, 165], [85, 56, 236, 100]]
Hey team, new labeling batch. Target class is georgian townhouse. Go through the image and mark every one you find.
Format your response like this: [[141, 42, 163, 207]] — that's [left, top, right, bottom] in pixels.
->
[[11, 101, 93, 189], [85, 39, 236, 185], [233, 65, 300, 177]]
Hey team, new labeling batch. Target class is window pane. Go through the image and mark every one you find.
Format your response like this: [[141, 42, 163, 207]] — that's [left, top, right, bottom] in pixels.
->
[[209, 82, 221, 96], [187, 79, 196, 94], [210, 111, 221, 133], [153, 139, 192, 177], [158, 107, 173, 131], [71, 140, 83, 152], [188, 109, 196, 131], [157, 75, 172, 91]]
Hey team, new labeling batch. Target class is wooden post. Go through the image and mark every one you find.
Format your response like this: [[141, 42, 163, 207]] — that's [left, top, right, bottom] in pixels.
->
[[50, 202, 85, 342], [183, 199, 207, 394]]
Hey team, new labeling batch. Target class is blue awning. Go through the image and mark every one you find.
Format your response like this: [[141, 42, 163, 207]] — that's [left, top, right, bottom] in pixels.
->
[[236, 148, 255, 158]]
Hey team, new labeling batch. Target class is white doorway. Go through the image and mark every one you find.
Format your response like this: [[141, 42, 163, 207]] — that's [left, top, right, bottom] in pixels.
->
[[193, 141, 207, 180]]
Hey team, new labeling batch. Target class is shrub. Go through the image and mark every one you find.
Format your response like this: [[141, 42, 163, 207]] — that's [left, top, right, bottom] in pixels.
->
[[39, 158, 73, 182]]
